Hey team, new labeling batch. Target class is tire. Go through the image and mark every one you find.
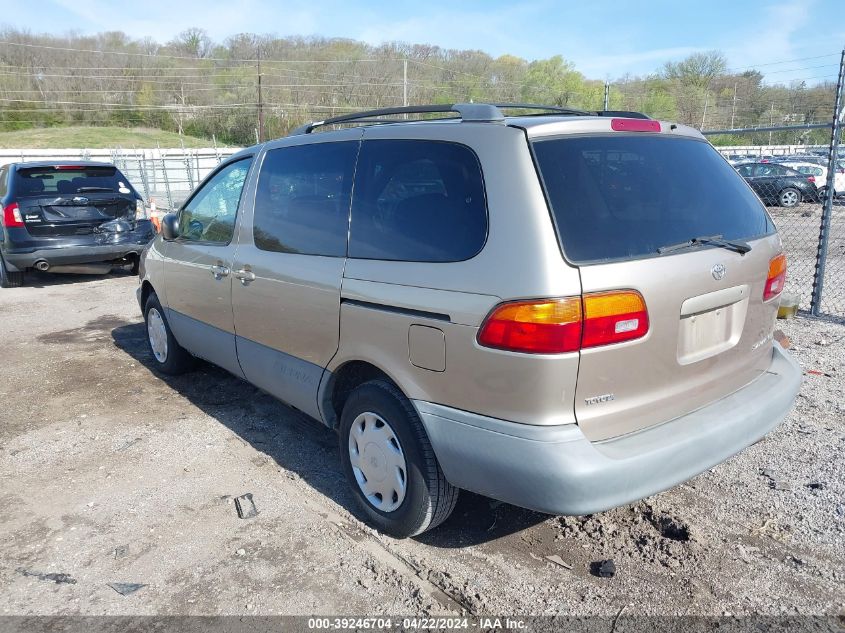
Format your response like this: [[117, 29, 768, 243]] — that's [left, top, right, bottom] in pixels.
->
[[778, 187, 801, 208], [143, 292, 195, 375], [128, 257, 140, 276], [339, 379, 458, 538], [816, 187, 828, 204], [0, 254, 24, 288]]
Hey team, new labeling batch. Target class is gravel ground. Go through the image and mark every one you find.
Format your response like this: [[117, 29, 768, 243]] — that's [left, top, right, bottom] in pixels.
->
[[0, 273, 843, 621]]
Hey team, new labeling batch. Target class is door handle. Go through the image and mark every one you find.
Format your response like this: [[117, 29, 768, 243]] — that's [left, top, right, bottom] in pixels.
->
[[210, 263, 230, 279], [233, 267, 256, 285]]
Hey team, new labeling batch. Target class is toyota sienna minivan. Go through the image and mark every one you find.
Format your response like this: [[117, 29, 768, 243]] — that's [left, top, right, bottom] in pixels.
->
[[137, 103, 801, 537]]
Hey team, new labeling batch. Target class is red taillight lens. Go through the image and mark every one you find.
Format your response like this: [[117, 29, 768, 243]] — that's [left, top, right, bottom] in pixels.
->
[[477, 291, 649, 354], [807, 176, 815, 183], [477, 298, 582, 354], [610, 118, 661, 133], [2, 202, 24, 228], [582, 291, 649, 349], [763, 254, 787, 301], [55, 165, 84, 170]]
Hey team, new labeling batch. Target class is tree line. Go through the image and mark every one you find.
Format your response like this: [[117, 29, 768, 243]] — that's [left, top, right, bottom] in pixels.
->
[[0, 26, 838, 146]]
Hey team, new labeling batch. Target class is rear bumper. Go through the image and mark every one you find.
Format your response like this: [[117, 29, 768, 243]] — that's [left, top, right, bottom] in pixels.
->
[[415, 342, 801, 515], [2, 222, 153, 270]]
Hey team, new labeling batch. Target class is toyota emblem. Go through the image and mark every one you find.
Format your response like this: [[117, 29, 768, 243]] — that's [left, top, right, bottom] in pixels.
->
[[711, 263, 726, 280]]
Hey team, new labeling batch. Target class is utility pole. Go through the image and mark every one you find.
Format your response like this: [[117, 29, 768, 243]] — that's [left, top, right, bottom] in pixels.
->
[[810, 47, 845, 316], [701, 96, 708, 130], [769, 102, 775, 145], [257, 48, 265, 143], [403, 59, 408, 107], [603, 82, 609, 111], [731, 82, 738, 129]]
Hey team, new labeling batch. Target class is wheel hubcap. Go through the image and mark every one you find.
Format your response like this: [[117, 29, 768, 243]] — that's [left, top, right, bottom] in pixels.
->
[[348, 412, 407, 513], [147, 308, 168, 363], [782, 190, 798, 205]]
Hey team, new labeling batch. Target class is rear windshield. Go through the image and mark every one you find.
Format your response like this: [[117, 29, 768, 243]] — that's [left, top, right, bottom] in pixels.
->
[[15, 166, 134, 197], [532, 135, 774, 263]]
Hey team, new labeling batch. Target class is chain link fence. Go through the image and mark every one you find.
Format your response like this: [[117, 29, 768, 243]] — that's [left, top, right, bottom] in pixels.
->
[[0, 146, 239, 212], [712, 142, 844, 318]]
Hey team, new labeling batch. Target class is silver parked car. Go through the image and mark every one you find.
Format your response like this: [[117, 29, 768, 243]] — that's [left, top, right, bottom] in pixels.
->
[[137, 103, 801, 537]]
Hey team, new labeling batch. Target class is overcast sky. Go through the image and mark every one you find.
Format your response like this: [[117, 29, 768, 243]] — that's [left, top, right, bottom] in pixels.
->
[[2, 0, 843, 83]]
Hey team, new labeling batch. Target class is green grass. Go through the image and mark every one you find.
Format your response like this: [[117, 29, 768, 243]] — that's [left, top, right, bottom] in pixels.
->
[[0, 126, 218, 149]]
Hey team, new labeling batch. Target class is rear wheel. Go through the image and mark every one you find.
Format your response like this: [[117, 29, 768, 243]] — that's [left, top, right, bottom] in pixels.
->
[[143, 292, 195, 374], [816, 187, 828, 203], [339, 380, 458, 537], [778, 187, 800, 208], [0, 254, 24, 288]]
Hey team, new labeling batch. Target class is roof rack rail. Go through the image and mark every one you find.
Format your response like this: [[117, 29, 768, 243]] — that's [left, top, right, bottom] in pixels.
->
[[597, 110, 652, 120], [290, 103, 504, 135], [288, 102, 651, 135], [489, 103, 594, 116]]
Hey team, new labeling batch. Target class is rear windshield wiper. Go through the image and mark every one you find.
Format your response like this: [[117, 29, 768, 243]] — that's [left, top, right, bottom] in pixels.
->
[[657, 234, 751, 256], [76, 186, 113, 193]]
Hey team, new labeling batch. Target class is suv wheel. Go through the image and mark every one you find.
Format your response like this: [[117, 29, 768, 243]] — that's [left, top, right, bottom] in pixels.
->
[[143, 292, 195, 374], [0, 254, 24, 288], [339, 380, 458, 537], [778, 187, 800, 208]]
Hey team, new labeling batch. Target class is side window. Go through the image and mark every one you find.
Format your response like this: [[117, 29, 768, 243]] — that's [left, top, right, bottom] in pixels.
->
[[0, 166, 7, 197], [736, 165, 752, 177], [349, 140, 487, 262], [252, 142, 358, 256], [178, 158, 252, 244]]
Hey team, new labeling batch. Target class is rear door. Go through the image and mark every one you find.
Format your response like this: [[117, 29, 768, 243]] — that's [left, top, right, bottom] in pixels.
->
[[532, 133, 781, 441], [231, 134, 360, 420], [14, 165, 137, 237]]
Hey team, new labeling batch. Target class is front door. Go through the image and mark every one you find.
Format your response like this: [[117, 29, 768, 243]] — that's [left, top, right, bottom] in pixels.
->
[[164, 156, 254, 377], [231, 135, 360, 420]]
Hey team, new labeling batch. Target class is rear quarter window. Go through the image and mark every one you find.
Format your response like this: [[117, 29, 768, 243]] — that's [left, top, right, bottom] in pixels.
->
[[349, 140, 487, 262], [532, 135, 774, 264]]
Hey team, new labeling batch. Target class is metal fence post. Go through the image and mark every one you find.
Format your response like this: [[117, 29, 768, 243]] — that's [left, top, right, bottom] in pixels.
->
[[157, 145, 173, 211], [810, 48, 845, 316]]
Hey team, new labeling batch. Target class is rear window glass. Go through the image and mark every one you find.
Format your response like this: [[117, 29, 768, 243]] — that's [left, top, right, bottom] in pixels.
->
[[532, 136, 774, 263], [349, 140, 487, 262], [15, 166, 133, 196]]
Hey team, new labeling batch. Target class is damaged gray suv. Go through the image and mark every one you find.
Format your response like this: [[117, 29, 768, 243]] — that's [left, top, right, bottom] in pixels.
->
[[137, 103, 801, 537]]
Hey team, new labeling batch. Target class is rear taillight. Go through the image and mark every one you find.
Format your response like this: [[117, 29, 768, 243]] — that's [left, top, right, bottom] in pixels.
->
[[763, 254, 787, 301], [582, 291, 649, 348], [807, 176, 815, 184], [477, 290, 649, 354], [477, 298, 582, 354], [2, 202, 24, 228]]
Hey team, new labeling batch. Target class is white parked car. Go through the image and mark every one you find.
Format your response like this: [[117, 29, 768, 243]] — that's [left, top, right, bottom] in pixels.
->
[[781, 161, 844, 198]]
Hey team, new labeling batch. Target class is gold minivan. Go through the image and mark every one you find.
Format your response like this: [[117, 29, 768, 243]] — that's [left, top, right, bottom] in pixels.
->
[[137, 104, 801, 537]]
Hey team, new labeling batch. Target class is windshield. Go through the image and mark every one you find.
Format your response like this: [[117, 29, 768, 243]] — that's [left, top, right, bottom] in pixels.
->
[[15, 166, 133, 197], [532, 135, 774, 263]]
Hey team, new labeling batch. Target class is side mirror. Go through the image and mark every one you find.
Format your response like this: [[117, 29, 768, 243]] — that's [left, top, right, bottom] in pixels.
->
[[160, 213, 179, 241]]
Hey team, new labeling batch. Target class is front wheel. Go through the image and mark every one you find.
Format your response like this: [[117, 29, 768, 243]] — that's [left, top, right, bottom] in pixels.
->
[[778, 187, 801, 208], [0, 254, 24, 288], [339, 380, 458, 537], [143, 292, 195, 375]]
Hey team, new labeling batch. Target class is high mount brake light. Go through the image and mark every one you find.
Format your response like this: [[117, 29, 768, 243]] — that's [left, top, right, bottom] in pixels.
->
[[2, 202, 24, 228], [477, 291, 649, 354], [610, 118, 661, 133], [763, 254, 787, 302]]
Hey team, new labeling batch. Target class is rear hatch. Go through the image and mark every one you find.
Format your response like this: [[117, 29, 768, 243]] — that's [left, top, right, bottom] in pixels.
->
[[15, 165, 137, 237], [532, 132, 782, 441]]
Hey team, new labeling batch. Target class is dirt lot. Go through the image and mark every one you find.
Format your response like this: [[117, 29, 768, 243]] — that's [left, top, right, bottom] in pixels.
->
[[0, 272, 843, 620]]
